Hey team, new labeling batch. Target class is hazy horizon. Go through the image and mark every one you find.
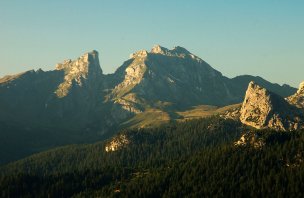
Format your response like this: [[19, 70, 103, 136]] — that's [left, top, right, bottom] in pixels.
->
[[0, 0, 303, 87]]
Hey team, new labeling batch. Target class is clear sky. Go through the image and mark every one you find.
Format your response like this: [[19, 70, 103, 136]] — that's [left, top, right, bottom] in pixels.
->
[[0, 0, 303, 87]]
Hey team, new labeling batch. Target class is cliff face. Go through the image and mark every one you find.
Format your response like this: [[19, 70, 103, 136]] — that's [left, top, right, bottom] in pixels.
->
[[54, 50, 102, 98], [0, 51, 114, 130], [287, 82, 304, 109], [240, 82, 303, 131]]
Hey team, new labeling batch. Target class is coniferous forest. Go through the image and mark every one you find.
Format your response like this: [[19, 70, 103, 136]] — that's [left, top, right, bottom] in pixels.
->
[[1, 117, 303, 197]]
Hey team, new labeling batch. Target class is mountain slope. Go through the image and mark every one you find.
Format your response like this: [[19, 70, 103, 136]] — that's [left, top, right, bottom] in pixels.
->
[[0, 51, 132, 165], [0, 51, 105, 129], [0, 45, 298, 164], [0, 46, 296, 129], [1, 117, 303, 197], [109, 45, 296, 112], [231, 75, 296, 98]]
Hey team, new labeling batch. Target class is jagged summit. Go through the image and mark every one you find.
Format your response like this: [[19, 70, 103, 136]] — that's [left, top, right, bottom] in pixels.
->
[[129, 45, 194, 59], [287, 81, 304, 108], [56, 50, 102, 73], [127, 45, 202, 63], [298, 81, 304, 93], [129, 50, 148, 59], [240, 81, 303, 131], [150, 45, 190, 54], [150, 44, 194, 58], [54, 50, 103, 98], [150, 44, 169, 54]]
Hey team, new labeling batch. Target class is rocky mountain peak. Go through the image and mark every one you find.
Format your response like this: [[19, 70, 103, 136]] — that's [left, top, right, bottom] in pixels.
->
[[298, 81, 304, 94], [248, 81, 261, 90], [54, 50, 103, 98], [287, 81, 304, 108], [240, 81, 303, 131], [150, 45, 193, 58], [129, 50, 148, 59], [150, 45, 169, 54], [56, 50, 102, 74]]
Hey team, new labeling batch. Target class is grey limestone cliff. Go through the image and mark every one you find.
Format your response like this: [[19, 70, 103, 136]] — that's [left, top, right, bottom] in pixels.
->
[[240, 81, 303, 131]]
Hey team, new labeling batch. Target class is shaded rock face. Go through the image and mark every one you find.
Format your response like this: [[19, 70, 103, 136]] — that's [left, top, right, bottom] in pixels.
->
[[0, 51, 128, 131], [43, 51, 106, 129], [231, 75, 297, 99], [287, 81, 304, 109], [240, 82, 303, 131], [0, 69, 64, 126]]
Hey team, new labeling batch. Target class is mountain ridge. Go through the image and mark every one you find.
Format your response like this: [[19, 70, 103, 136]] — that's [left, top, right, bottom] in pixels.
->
[[0, 45, 299, 164]]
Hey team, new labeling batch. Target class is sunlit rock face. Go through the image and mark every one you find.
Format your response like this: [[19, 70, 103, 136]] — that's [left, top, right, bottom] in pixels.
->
[[234, 132, 265, 149], [110, 45, 248, 113], [240, 81, 304, 131], [55, 50, 103, 98], [287, 81, 304, 109], [105, 134, 130, 152]]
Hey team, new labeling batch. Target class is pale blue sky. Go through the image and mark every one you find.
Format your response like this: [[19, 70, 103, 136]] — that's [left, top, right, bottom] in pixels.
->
[[0, 0, 303, 87]]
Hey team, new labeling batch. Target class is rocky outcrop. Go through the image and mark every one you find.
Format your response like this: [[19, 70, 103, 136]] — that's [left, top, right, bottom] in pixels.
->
[[105, 134, 130, 152], [287, 81, 304, 109], [240, 81, 303, 131], [234, 132, 265, 149]]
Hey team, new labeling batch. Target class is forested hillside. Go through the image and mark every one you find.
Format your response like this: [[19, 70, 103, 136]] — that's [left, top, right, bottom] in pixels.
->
[[1, 117, 303, 197]]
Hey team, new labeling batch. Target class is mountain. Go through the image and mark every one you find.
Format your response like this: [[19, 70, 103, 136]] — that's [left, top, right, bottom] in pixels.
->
[[109, 45, 236, 109], [287, 81, 304, 109], [239, 81, 304, 131], [0, 45, 296, 129], [104, 45, 297, 128], [0, 45, 298, 164], [231, 75, 296, 98], [108, 45, 296, 111], [0, 51, 130, 164], [0, 51, 103, 129]]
